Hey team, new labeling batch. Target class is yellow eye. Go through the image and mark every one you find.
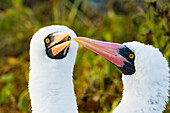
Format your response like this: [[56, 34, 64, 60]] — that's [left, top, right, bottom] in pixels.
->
[[129, 53, 134, 59], [45, 38, 50, 44]]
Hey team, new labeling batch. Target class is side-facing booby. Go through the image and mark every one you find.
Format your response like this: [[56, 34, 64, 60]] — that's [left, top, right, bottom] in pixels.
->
[[73, 37, 169, 113], [29, 25, 78, 113]]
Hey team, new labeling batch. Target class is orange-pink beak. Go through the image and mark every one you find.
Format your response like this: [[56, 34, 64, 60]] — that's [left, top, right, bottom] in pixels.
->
[[73, 37, 129, 67], [73, 37, 136, 75]]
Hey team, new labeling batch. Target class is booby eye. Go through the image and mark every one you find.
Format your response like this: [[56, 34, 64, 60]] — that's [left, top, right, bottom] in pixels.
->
[[45, 38, 50, 44], [129, 53, 134, 59]]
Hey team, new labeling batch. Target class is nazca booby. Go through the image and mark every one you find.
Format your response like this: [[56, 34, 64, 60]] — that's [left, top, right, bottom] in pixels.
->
[[73, 37, 169, 113], [29, 25, 78, 113]]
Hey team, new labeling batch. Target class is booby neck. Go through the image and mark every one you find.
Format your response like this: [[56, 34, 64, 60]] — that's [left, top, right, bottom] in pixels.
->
[[29, 25, 78, 113], [114, 72, 169, 113], [113, 42, 169, 113], [29, 62, 78, 113]]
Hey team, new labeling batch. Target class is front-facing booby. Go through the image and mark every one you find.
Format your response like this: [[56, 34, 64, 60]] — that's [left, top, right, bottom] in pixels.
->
[[29, 25, 78, 113], [73, 37, 169, 113]]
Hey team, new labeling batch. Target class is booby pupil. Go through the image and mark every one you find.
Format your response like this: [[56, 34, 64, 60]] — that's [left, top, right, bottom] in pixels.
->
[[45, 38, 50, 44], [129, 53, 134, 59]]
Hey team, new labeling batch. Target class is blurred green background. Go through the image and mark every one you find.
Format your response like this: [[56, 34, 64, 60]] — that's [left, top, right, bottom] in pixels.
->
[[0, 0, 169, 113]]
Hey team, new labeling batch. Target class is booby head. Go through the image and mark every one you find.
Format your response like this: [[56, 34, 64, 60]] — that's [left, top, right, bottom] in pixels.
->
[[29, 25, 78, 113], [30, 25, 78, 68], [44, 31, 71, 59], [73, 37, 136, 75], [73, 37, 169, 112]]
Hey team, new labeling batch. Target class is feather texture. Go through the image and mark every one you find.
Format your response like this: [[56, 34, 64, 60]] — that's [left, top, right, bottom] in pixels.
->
[[29, 25, 78, 113], [113, 41, 169, 113]]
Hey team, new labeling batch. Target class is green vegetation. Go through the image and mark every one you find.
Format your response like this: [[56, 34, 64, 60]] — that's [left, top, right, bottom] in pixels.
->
[[0, 0, 169, 113]]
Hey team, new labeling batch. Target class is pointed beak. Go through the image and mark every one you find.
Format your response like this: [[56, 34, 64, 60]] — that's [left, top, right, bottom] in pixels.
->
[[51, 41, 71, 56], [73, 37, 129, 67], [45, 31, 71, 59], [49, 32, 71, 56]]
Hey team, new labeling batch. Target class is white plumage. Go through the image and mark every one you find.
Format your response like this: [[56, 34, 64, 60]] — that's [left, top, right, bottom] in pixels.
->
[[29, 25, 169, 113], [73, 37, 169, 113], [113, 42, 169, 113], [29, 25, 78, 113]]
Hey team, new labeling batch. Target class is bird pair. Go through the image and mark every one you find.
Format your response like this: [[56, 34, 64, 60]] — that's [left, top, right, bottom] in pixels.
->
[[29, 25, 169, 113]]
